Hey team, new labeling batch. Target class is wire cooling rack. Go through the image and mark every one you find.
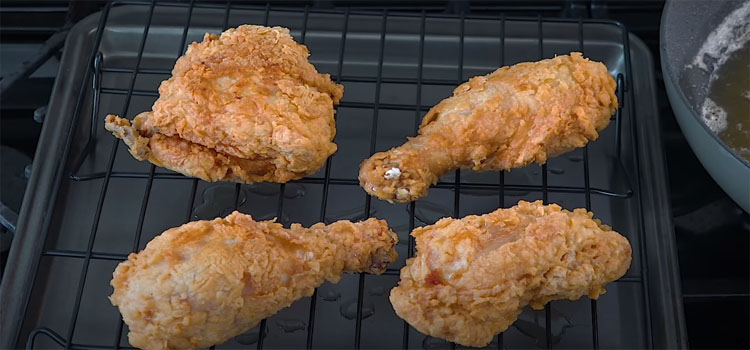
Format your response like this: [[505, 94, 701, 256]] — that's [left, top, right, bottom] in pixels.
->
[[6, 1, 660, 349]]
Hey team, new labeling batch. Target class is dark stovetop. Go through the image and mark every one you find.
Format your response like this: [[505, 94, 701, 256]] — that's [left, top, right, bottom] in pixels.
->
[[657, 74, 750, 350], [0, 1, 747, 348]]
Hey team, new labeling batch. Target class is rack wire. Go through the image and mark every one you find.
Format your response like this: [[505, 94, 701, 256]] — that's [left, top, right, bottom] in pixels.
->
[[20, 1, 651, 349]]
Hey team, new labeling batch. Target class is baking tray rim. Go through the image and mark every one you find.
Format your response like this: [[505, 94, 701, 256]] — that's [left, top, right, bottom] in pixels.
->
[[0, 4, 686, 349]]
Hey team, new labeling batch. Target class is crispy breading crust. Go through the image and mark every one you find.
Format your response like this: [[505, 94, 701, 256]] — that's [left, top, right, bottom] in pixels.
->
[[110, 213, 397, 350], [105, 115, 292, 182], [105, 25, 343, 183], [389, 200, 631, 347], [359, 53, 617, 202]]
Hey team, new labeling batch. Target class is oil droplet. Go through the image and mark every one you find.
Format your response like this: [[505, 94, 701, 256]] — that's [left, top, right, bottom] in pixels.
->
[[548, 167, 565, 175], [320, 290, 341, 302], [246, 183, 280, 197], [512, 306, 573, 346], [568, 155, 584, 162], [234, 327, 262, 345], [275, 318, 306, 333], [326, 206, 371, 222], [284, 184, 306, 199], [422, 336, 451, 349], [411, 201, 452, 225], [339, 301, 375, 320], [369, 286, 386, 296], [193, 185, 247, 220]]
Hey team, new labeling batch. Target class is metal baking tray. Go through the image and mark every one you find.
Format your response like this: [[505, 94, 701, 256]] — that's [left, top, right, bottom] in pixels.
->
[[1, 2, 686, 349]]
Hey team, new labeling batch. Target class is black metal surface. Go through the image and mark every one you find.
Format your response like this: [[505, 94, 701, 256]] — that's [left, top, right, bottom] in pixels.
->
[[657, 62, 750, 349], [0, 4, 67, 261], [0, 1, 102, 99], [0, 29, 68, 99], [0, 3, 69, 41], [0, 1, 684, 349], [0, 201, 19, 233]]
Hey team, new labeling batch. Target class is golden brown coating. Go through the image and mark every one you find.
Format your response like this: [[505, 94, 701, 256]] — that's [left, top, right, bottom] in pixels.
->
[[390, 200, 631, 347], [110, 213, 397, 350], [359, 53, 617, 202], [105, 25, 343, 183]]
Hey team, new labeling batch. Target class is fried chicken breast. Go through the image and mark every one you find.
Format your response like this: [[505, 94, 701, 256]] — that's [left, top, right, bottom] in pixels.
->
[[359, 53, 617, 202], [105, 25, 343, 183], [110, 213, 397, 349], [390, 200, 631, 347]]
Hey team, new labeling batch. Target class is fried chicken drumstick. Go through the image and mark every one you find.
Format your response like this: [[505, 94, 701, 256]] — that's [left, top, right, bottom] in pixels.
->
[[390, 200, 631, 347], [105, 25, 343, 183], [110, 213, 397, 349], [360, 53, 617, 202]]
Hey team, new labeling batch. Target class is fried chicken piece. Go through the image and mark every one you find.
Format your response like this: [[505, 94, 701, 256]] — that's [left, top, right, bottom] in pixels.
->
[[105, 25, 343, 183], [360, 53, 617, 202], [110, 213, 397, 349], [390, 200, 631, 347]]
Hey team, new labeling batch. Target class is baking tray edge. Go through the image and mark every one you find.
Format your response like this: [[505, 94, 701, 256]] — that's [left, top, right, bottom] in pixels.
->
[[0, 8, 107, 349], [628, 33, 688, 348], [0, 7, 688, 349]]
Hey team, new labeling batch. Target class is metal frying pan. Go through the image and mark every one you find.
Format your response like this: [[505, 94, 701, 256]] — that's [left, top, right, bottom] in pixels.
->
[[661, 0, 750, 212]]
